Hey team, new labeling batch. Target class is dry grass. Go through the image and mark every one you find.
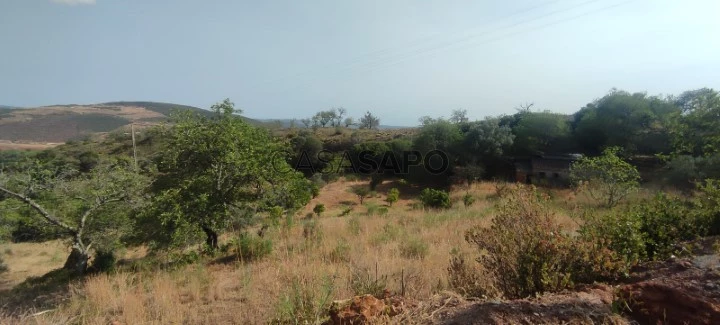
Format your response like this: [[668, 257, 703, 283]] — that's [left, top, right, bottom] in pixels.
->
[[1, 180, 596, 324]]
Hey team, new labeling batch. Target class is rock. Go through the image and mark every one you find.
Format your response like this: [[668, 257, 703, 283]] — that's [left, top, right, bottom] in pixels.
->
[[327, 292, 416, 324], [619, 282, 720, 325], [329, 295, 387, 325]]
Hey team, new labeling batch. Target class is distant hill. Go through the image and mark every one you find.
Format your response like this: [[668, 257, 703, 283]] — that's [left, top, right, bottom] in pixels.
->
[[0, 101, 260, 144]]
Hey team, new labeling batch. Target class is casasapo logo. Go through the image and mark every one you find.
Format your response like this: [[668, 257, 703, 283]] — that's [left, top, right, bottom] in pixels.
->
[[271, 150, 450, 175]]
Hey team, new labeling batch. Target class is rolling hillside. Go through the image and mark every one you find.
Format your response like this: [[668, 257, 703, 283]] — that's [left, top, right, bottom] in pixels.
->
[[0, 102, 258, 144]]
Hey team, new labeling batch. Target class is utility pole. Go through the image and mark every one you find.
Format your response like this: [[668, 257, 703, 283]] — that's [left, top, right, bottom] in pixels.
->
[[131, 124, 138, 171]]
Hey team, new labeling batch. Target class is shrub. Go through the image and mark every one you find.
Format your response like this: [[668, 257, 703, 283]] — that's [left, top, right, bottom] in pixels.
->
[[90, 250, 117, 273], [447, 254, 494, 298], [338, 206, 353, 217], [313, 204, 325, 217], [419, 188, 451, 209], [386, 188, 400, 206], [399, 237, 429, 259], [349, 266, 387, 298], [371, 223, 400, 246], [366, 203, 379, 216], [228, 233, 273, 261], [303, 219, 323, 244], [268, 206, 284, 227], [465, 185, 624, 299], [327, 240, 351, 263], [310, 184, 321, 199], [633, 193, 699, 259], [463, 193, 476, 207], [570, 147, 640, 207], [273, 276, 335, 324]]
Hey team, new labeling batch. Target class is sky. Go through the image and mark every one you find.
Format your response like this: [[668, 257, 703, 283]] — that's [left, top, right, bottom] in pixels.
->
[[1, 0, 719, 126]]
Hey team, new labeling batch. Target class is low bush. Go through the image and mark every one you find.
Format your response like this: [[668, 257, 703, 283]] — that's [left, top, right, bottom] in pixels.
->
[[349, 266, 387, 298], [227, 233, 273, 262], [463, 193, 476, 207], [447, 253, 495, 298], [303, 220, 324, 245], [419, 188, 451, 209], [327, 240, 351, 263], [273, 276, 335, 324], [399, 236, 429, 259], [313, 204, 325, 217], [464, 185, 627, 299]]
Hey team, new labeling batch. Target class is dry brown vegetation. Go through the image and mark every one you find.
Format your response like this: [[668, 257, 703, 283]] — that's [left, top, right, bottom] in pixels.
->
[[0, 178, 598, 324]]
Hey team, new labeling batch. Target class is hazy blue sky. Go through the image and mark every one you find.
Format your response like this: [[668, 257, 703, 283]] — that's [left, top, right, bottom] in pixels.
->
[[1, 0, 718, 125]]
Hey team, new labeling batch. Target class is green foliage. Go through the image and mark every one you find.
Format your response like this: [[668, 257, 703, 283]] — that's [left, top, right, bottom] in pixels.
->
[[419, 188, 451, 209], [310, 183, 321, 199], [273, 276, 335, 324], [358, 111, 380, 130], [338, 206, 353, 217], [669, 88, 720, 157], [313, 204, 325, 217], [371, 223, 400, 246], [385, 188, 399, 206], [351, 186, 370, 204], [573, 89, 678, 154], [512, 111, 572, 155], [227, 233, 273, 262], [570, 147, 640, 207], [327, 240, 351, 263], [0, 161, 147, 273], [465, 185, 628, 299], [349, 266, 387, 298], [460, 118, 514, 166], [399, 236, 429, 259], [147, 99, 310, 249], [90, 250, 117, 273], [462, 193, 476, 208], [302, 219, 323, 244]]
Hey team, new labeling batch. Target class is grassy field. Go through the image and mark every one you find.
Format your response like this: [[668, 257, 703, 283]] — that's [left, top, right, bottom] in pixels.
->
[[0, 179, 654, 324]]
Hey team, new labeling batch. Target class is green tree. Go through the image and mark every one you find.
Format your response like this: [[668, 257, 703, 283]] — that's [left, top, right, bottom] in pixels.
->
[[669, 88, 720, 157], [148, 99, 311, 250], [449, 109, 469, 124], [386, 188, 399, 206], [358, 111, 380, 130], [351, 186, 370, 205], [573, 89, 678, 155], [0, 162, 147, 274], [512, 111, 571, 155], [460, 118, 514, 167], [570, 147, 640, 208]]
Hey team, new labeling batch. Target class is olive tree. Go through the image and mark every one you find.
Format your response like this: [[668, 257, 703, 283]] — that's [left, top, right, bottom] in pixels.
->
[[0, 162, 147, 274], [570, 147, 640, 208], [148, 99, 311, 250]]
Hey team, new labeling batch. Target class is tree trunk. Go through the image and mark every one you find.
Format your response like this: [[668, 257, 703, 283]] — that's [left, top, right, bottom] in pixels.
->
[[63, 242, 89, 275], [202, 226, 219, 250]]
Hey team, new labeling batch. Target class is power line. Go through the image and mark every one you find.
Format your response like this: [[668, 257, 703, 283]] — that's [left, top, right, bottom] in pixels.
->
[[264, 0, 635, 95], [248, 0, 574, 92]]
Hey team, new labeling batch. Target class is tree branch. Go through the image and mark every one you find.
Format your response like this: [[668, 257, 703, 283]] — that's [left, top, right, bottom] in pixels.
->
[[0, 186, 76, 234]]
